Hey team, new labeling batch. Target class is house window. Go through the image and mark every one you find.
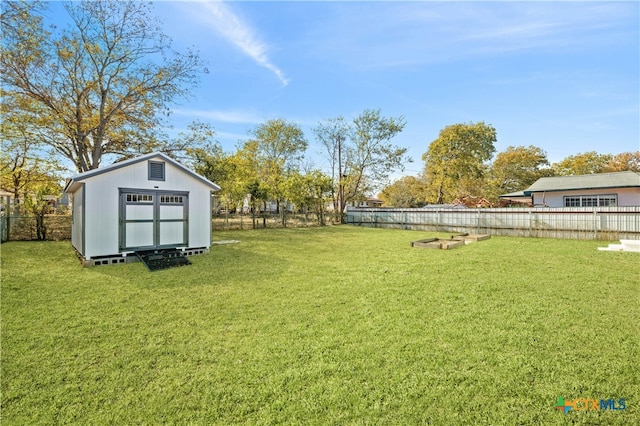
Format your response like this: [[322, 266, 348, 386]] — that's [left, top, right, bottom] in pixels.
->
[[148, 161, 165, 181], [563, 194, 617, 207], [565, 197, 581, 207], [598, 195, 617, 206]]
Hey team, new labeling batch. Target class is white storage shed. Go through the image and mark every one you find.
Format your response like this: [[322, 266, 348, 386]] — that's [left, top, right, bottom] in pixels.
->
[[63, 152, 220, 266]]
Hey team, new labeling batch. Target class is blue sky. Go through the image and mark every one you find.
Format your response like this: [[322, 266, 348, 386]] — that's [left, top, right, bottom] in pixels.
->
[[50, 1, 639, 180]]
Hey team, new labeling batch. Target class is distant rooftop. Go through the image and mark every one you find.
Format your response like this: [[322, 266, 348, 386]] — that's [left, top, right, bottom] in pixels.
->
[[523, 171, 640, 195]]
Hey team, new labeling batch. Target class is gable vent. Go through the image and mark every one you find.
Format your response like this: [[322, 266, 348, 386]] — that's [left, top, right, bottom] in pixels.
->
[[148, 161, 165, 181]]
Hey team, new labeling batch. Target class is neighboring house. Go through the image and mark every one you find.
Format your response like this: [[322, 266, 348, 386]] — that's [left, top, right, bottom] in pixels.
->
[[501, 171, 640, 207], [349, 197, 384, 208], [0, 190, 14, 206], [63, 152, 220, 264], [0, 190, 67, 213]]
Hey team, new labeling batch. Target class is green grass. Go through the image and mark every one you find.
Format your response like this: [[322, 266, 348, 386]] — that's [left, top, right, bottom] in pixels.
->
[[1, 226, 638, 425]]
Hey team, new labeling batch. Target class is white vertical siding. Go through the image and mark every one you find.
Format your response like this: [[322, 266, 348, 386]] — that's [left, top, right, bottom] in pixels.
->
[[186, 185, 213, 249], [70, 185, 84, 255], [83, 171, 121, 259]]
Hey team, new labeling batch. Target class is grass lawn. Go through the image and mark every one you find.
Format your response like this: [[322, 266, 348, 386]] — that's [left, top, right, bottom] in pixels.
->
[[1, 226, 638, 425]]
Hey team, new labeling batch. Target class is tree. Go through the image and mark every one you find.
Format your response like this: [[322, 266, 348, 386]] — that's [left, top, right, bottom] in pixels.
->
[[1, 0, 204, 172], [314, 110, 408, 222], [235, 141, 268, 229], [284, 170, 332, 226], [0, 1, 47, 74], [346, 109, 408, 205], [422, 122, 497, 203], [312, 116, 350, 222], [0, 146, 63, 210], [305, 170, 333, 225], [23, 175, 62, 240], [0, 89, 65, 209], [487, 145, 550, 201], [379, 176, 428, 207], [0, 0, 60, 206], [0, 101, 64, 238], [605, 151, 640, 172], [190, 137, 262, 229], [551, 151, 612, 176], [190, 142, 234, 217], [245, 178, 269, 228], [250, 118, 308, 227]]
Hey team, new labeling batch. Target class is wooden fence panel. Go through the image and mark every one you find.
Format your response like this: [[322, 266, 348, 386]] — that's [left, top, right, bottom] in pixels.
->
[[346, 207, 640, 240]]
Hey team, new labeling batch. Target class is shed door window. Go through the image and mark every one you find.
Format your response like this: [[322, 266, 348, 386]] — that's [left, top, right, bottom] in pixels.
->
[[160, 195, 184, 204], [126, 193, 153, 203], [148, 161, 165, 181]]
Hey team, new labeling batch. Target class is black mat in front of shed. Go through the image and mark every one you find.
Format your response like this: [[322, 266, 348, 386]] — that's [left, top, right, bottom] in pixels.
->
[[136, 249, 191, 271]]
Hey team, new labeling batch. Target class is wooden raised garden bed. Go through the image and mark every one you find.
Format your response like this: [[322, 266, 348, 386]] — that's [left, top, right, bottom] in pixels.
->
[[411, 234, 490, 250]]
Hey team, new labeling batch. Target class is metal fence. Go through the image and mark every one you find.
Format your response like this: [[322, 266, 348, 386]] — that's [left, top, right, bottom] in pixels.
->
[[346, 206, 640, 240], [0, 214, 72, 242], [0, 211, 7, 243]]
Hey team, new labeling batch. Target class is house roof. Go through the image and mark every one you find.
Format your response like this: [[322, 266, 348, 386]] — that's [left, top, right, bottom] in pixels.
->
[[63, 152, 220, 193], [523, 171, 640, 196], [499, 190, 528, 198]]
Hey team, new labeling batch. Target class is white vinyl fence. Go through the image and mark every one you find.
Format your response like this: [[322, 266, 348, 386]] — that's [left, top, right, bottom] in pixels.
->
[[346, 206, 640, 240]]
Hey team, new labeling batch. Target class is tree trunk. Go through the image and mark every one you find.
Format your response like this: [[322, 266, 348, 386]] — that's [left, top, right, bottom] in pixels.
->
[[262, 201, 267, 228], [35, 210, 46, 240], [436, 183, 444, 204]]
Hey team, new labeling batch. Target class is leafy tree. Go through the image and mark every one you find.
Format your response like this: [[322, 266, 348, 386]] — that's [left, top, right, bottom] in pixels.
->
[[1, 92, 65, 210], [1, 0, 204, 172], [422, 122, 497, 203], [250, 118, 308, 227], [0, 0, 60, 206], [312, 116, 349, 221], [23, 176, 62, 240], [0, 105, 64, 237], [284, 170, 332, 225], [551, 151, 612, 176], [190, 138, 261, 229], [245, 179, 269, 228], [235, 141, 268, 229], [306, 170, 333, 225], [487, 145, 550, 200], [314, 109, 408, 222], [190, 142, 234, 211], [379, 176, 428, 207], [0, 147, 63, 211], [0, 1, 47, 74], [605, 151, 640, 172]]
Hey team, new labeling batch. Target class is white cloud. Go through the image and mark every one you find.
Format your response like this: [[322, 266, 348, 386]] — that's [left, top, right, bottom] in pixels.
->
[[306, 2, 636, 69], [196, 0, 289, 86], [173, 108, 264, 124]]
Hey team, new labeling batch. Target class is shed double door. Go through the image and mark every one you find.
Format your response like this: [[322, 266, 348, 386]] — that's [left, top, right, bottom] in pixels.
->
[[120, 190, 188, 251]]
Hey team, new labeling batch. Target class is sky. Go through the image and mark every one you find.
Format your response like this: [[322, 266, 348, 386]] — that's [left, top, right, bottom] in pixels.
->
[[47, 0, 639, 182]]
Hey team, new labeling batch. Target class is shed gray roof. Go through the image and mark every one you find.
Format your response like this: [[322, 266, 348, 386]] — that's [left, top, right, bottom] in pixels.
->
[[523, 171, 640, 195], [63, 152, 220, 193]]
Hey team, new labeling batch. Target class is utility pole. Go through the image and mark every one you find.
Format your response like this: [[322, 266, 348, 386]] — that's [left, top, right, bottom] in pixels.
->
[[337, 134, 345, 223]]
